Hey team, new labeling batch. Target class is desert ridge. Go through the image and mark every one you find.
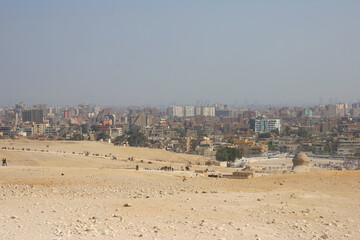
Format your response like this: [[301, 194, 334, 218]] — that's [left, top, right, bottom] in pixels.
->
[[0, 139, 211, 168]]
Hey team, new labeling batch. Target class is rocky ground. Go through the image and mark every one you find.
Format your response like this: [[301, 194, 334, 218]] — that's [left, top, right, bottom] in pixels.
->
[[0, 140, 360, 240]]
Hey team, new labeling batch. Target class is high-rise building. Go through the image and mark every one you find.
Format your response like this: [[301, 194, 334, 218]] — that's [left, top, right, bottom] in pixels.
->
[[64, 110, 72, 119], [195, 106, 202, 116], [78, 104, 91, 115], [250, 119, 281, 133], [215, 105, 232, 117], [168, 106, 185, 117], [33, 104, 48, 115], [184, 106, 195, 117], [15, 102, 26, 118], [201, 106, 215, 117], [22, 110, 44, 123], [243, 110, 257, 119], [94, 106, 101, 115]]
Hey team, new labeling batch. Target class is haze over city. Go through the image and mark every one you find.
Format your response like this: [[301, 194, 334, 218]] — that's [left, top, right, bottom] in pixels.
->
[[1, 1, 360, 106]]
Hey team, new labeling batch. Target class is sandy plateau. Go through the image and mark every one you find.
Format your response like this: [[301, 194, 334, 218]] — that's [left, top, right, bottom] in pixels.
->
[[0, 139, 360, 240]]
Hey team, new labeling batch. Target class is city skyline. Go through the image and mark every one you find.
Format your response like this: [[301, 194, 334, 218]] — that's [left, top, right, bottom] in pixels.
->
[[1, 1, 360, 106], [1, 98, 359, 110]]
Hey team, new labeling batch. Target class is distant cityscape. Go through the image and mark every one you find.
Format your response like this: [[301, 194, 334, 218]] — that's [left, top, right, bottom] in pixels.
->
[[1, 101, 360, 158]]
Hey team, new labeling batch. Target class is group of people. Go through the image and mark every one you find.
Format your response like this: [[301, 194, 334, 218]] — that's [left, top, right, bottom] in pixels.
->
[[2, 158, 7, 166]]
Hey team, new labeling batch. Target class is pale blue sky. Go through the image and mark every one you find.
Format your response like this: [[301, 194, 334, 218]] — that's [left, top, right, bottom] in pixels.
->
[[1, 1, 359, 107]]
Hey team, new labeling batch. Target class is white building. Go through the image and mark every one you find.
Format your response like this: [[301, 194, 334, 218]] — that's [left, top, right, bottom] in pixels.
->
[[169, 106, 185, 117], [251, 119, 281, 133], [110, 128, 123, 139], [184, 106, 195, 117], [201, 106, 215, 117], [195, 106, 202, 116]]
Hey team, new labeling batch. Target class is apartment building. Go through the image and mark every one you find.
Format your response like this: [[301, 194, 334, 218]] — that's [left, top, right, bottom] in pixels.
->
[[201, 106, 215, 117], [337, 137, 360, 156], [167, 106, 185, 117], [184, 106, 195, 117], [250, 119, 282, 133], [22, 109, 44, 123]]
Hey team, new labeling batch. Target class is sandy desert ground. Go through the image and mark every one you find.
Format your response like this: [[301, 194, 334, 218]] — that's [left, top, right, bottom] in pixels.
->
[[0, 139, 360, 240]]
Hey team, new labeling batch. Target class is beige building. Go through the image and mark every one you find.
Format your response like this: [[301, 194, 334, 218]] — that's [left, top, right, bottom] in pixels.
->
[[110, 128, 123, 139], [33, 123, 48, 135], [337, 137, 360, 156], [232, 139, 268, 156]]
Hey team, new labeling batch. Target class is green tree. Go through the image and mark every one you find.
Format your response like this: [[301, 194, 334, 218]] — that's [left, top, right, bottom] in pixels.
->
[[127, 126, 148, 147], [70, 133, 83, 141], [215, 147, 229, 162], [90, 124, 99, 132], [216, 147, 242, 163], [97, 132, 110, 141], [114, 135, 126, 143], [81, 124, 89, 134], [127, 125, 141, 135], [128, 132, 148, 147]]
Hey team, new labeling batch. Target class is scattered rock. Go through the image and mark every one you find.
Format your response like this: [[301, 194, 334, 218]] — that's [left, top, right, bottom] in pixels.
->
[[321, 234, 329, 239]]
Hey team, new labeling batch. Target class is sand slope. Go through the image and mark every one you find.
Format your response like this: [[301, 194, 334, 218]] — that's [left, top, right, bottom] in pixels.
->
[[0, 139, 210, 167], [0, 140, 360, 240]]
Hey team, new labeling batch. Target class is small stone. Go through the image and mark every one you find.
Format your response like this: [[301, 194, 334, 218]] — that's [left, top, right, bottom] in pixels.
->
[[124, 203, 131, 207], [112, 214, 122, 220], [321, 234, 329, 239]]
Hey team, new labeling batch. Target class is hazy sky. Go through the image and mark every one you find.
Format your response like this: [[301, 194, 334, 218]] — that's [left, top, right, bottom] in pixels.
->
[[1, 1, 360, 107]]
